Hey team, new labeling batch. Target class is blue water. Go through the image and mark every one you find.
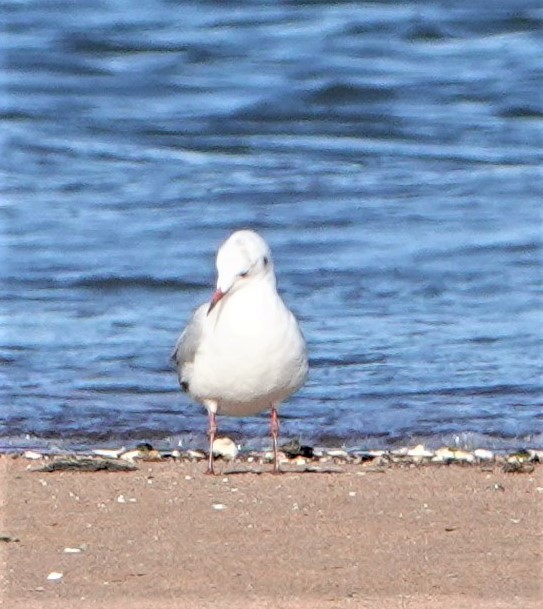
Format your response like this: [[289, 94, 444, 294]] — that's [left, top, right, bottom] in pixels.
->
[[1, 1, 542, 452]]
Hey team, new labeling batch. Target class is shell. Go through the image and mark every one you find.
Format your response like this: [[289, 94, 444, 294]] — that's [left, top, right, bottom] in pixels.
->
[[473, 448, 494, 461], [212, 437, 239, 461], [406, 444, 434, 458]]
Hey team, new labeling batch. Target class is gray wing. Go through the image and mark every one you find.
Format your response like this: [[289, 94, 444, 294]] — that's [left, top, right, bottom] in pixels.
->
[[172, 303, 207, 390]]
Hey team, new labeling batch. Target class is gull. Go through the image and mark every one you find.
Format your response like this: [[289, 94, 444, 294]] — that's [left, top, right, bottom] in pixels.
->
[[173, 230, 308, 474]]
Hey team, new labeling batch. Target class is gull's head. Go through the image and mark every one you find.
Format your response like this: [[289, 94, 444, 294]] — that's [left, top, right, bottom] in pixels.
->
[[208, 230, 274, 314]]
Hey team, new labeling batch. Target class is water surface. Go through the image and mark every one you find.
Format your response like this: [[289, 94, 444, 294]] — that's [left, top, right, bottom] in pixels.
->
[[1, 1, 542, 451]]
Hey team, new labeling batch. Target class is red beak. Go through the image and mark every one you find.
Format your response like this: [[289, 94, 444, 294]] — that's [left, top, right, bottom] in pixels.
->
[[207, 289, 224, 315]]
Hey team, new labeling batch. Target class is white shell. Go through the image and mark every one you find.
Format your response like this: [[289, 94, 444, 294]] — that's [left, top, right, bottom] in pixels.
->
[[326, 449, 349, 458], [92, 448, 125, 459], [473, 448, 494, 461], [433, 447, 474, 462], [187, 449, 206, 460], [47, 572, 63, 581], [212, 437, 239, 461], [23, 450, 42, 460], [406, 444, 434, 458], [119, 449, 142, 462]]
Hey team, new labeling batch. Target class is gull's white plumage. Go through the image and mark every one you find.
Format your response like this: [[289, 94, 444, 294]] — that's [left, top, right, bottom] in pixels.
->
[[173, 230, 308, 473]]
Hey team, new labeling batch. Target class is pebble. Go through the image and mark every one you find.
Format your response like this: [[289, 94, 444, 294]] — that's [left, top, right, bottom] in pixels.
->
[[92, 448, 125, 459], [326, 449, 349, 458], [187, 450, 206, 461], [452, 450, 475, 463], [506, 452, 531, 464], [23, 450, 43, 460], [212, 437, 239, 461], [263, 450, 288, 464], [212, 503, 226, 511], [406, 444, 434, 458], [64, 547, 83, 554], [433, 447, 475, 463], [528, 449, 543, 462], [474, 449, 494, 461], [47, 572, 63, 582], [116, 495, 137, 504], [119, 449, 142, 463]]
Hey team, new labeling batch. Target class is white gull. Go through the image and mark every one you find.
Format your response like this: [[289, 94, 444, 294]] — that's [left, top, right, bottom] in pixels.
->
[[173, 229, 308, 474]]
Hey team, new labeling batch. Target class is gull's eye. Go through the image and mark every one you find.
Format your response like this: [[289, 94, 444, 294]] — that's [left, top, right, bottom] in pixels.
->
[[239, 270, 249, 278], [263, 256, 269, 266]]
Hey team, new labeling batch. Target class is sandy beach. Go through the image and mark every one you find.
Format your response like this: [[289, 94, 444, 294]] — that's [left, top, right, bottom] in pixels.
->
[[0, 455, 541, 609]]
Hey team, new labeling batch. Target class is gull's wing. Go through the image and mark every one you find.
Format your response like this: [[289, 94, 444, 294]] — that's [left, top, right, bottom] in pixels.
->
[[172, 303, 207, 390]]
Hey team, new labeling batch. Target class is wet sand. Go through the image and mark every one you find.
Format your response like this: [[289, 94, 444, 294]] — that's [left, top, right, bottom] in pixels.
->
[[1, 455, 541, 609]]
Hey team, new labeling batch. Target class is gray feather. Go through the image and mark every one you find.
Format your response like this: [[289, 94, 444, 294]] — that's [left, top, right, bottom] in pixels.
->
[[172, 303, 207, 389]]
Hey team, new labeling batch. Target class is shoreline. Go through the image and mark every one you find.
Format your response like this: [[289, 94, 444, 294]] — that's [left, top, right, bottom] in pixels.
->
[[2, 440, 541, 472]]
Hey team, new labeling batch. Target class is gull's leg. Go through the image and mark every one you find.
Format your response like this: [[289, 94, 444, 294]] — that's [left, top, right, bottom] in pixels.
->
[[270, 405, 281, 474], [205, 410, 217, 475]]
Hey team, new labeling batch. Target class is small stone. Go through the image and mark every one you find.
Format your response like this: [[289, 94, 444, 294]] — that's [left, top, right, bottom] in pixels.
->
[[280, 440, 314, 459], [326, 449, 349, 459], [474, 449, 494, 461], [212, 437, 239, 461], [451, 449, 475, 463], [433, 447, 455, 461], [367, 450, 386, 457], [506, 451, 531, 464], [528, 449, 543, 462], [212, 503, 226, 511], [92, 448, 125, 459], [489, 483, 505, 492], [119, 449, 142, 463], [262, 450, 288, 464], [406, 444, 434, 458], [348, 491, 356, 497], [117, 495, 126, 503], [23, 450, 42, 460], [142, 449, 162, 461], [433, 447, 474, 463], [63, 547, 83, 554], [187, 449, 206, 461], [47, 572, 63, 582]]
